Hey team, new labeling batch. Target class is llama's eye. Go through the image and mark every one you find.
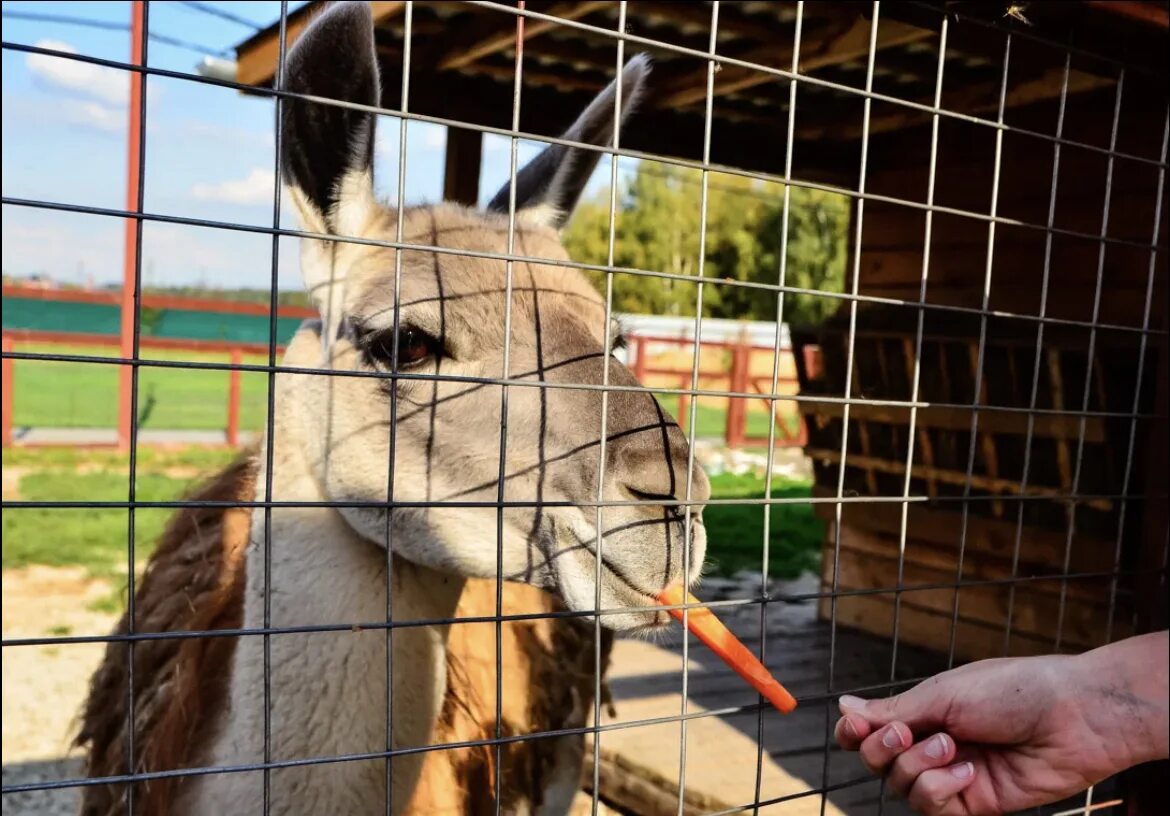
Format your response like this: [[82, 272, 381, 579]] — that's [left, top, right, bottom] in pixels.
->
[[610, 333, 628, 353], [362, 326, 439, 370]]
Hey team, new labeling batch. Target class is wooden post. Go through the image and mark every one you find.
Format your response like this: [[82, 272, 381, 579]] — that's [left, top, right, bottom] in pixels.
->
[[725, 337, 749, 449], [678, 376, 691, 434], [2, 336, 14, 448], [442, 127, 483, 206], [633, 336, 648, 383], [226, 348, 243, 448], [117, 2, 146, 452]]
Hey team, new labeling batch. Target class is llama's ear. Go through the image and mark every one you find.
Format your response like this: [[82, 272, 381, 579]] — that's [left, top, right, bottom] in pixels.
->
[[486, 54, 650, 229], [281, 1, 381, 341]]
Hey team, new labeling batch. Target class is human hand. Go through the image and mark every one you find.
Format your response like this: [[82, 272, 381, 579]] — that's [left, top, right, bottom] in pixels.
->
[[833, 632, 1169, 815]]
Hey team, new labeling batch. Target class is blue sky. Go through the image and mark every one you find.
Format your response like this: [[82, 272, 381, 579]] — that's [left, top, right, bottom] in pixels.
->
[[2, 1, 623, 290]]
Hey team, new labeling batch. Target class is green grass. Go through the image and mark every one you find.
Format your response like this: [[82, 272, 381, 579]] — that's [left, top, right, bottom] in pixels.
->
[[2, 469, 202, 579], [701, 472, 823, 579], [2, 445, 240, 472], [9, 343, 272, 431], [655, 394, 801, 441]]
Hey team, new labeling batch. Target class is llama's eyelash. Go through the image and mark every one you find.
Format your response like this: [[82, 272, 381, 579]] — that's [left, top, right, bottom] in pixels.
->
[[610, 333, 628, 352]]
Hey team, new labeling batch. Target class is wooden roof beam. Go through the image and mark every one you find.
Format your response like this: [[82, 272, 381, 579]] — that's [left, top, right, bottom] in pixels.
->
[[235, 1, 405, 86], [437, 1, 609, 71], [658, 15, 935, 109], [796, 65, 1115, 141]]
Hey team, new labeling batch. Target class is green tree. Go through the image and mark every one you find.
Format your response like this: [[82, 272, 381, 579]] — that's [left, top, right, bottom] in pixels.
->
[[563, 164, 849, 326]]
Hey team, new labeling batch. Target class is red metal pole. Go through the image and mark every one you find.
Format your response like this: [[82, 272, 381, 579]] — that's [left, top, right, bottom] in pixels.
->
[[227, 348, 242, 447], [118, 2, 145, 452], [2, 336, 14, 448]]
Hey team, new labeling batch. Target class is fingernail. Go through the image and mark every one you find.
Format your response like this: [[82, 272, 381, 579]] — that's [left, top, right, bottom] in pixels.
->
[[881, 725, 904, 749], [951, 762, 974, 780], [925, 734, 948, 759], [843, 718, 858, 739], [839, 694, 867, 711]]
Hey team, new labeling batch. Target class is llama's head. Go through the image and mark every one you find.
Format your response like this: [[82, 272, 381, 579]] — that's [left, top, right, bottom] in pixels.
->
[[275, 1, 709, 631]]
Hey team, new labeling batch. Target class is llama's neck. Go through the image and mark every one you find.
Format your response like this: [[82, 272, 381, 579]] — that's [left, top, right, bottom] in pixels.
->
[[184, 442, 465, 815]]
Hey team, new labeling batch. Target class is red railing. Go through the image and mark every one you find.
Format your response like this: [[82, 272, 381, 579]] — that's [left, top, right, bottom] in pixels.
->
[[629, 333, 808, 449], [2, 329, 809, 450], [1, 330, 283, 448]]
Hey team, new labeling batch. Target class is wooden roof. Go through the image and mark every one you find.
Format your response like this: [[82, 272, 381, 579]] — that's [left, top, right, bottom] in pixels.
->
[[234, 1, 1170, 182]]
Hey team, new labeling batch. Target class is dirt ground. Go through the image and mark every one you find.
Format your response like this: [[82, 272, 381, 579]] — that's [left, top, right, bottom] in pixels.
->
[[2, 565, 118, 816]]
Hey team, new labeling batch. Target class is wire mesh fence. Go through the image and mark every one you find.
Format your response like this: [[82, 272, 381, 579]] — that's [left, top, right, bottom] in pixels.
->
[[2, 1, 1167, 815]]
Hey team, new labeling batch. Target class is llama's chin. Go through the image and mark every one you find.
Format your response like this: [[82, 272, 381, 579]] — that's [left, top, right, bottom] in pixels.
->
[[548, 543, 666, 632]]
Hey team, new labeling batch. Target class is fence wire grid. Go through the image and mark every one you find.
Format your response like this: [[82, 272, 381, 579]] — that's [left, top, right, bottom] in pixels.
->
[[2, 2, 1168, 816]]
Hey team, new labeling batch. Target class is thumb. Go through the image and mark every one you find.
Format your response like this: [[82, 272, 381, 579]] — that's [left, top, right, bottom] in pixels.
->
[[838, 678, 952, 731]]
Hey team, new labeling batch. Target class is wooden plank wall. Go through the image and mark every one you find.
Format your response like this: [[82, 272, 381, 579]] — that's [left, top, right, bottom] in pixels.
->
[[802, 79, 1167, 663]]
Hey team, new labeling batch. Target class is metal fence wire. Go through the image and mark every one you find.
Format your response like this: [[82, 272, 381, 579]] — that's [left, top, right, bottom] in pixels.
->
[[1, 1, 1168, 815]]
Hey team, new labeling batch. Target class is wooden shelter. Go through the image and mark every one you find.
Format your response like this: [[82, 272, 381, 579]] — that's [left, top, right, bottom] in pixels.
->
[[235, 1, 1169, 807], [235, 0, 1168, 657]]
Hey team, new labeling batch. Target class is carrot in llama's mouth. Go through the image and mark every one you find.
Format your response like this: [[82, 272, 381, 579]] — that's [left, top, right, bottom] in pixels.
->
[[658, 584, 798, 714]]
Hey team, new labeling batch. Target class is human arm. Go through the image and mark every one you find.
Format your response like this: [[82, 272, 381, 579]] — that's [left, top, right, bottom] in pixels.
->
[[833, 630, 1169, 815]]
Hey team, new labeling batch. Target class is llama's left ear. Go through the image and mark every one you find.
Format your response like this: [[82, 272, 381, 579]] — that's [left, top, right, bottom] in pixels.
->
[[281, 1, 381, 339], [486, 54, 650, 229]]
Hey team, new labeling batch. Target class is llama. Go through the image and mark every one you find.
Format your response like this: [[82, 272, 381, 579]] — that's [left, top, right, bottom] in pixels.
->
[[78, 3, 709, 813], [78, 451, 614, 815]]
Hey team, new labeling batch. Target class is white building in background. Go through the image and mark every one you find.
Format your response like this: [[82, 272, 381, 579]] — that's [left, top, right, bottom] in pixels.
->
[[613, 313, 791, 365]]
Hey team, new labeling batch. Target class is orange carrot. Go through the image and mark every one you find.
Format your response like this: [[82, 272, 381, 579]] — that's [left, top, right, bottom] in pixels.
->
[[658, 585, 797, 714]]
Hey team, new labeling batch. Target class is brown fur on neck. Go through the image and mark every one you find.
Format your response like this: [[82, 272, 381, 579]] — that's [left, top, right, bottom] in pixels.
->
[[76, 452, 613, 815]]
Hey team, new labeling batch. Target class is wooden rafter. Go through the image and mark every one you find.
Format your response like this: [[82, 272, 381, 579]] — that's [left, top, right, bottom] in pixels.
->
[[796, 65, 1115, 141], [235, 1, 405, 86], [437, 0, 609, 71], [657, 14, 934, 109]]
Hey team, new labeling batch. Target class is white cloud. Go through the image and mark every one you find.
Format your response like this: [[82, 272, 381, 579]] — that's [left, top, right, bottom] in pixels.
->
[[420, 124, 446, 151], [26, 40, 130, 106], [190, 168, 276, 205], [65, 101, 123, 133]]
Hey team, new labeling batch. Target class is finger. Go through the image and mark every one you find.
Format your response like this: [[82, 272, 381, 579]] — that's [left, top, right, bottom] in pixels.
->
[[839, 674, 954, 731], [834, 714, 873, 750], [888, 732, 956, 798], [857, 721, 911, 776], [906, 762, 976, 816]]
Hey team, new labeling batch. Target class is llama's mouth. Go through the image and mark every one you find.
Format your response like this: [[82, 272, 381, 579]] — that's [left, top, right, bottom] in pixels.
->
[[547, 516, 683, 632]]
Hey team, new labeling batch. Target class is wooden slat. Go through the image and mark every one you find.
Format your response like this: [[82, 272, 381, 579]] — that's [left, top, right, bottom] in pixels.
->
[[820, 590, 1100, 662], [658, 15, 934, 109], [902, 338, 938, 497], [798, 65, 1115, 141], [969, 341, 1005, 518], [1046, 349, 1075, 491], [1085, 0, 1170, 28], [235, 1, 405, 86], [823, 543, 1127, 649], [442, 127, 482, 205], [827, 518, 1115, 602], [798, 400, 1107, 443], [810, 485, 1118, 573], [806, 447, 1114, 509], [437, 0, 609, 71]]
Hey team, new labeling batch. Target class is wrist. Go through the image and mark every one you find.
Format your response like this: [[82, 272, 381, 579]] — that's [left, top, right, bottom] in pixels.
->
[[1072, 633, 1170, 767]]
